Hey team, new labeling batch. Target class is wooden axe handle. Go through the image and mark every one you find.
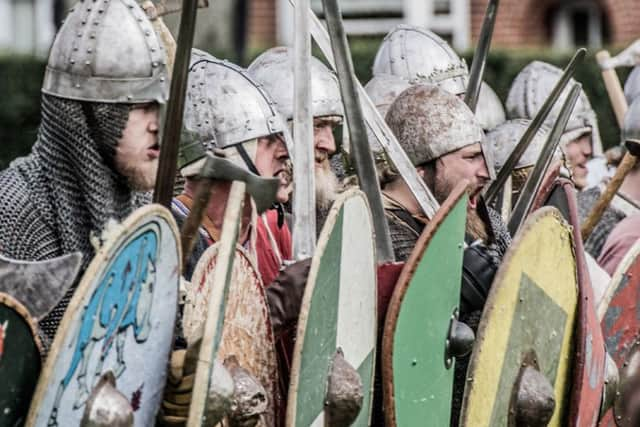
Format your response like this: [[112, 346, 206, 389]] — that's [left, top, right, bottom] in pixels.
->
[[180, 179, 215, 267], [581, 152, 638, 240], [596, 50, 628, 127]]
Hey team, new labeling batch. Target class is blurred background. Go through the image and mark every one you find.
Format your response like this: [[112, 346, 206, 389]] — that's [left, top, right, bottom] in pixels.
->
[[1, 0, 639, 167]]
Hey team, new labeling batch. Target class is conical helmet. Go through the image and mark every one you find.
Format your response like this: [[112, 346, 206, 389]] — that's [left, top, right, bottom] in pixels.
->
[[505, 61, 602, 156], [42, 0, 168, 104], [385, 84, 494, 178], [372, 25, 468, 96], [179, 50, 289, 175], [476, 82, 506, 131], [247, 46, 343, 122], [624, 65, 640, 106]]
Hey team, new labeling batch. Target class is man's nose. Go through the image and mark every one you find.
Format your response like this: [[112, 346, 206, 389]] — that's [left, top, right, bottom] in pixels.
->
[[477, 161, 490, 181], [315, 126, 336, 154]]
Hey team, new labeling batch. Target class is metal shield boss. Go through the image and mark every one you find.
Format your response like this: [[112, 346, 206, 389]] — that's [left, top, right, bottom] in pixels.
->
[[27, 205, 181, 427], [382, 185, 468, 426], [286, 189, 377, 427], [461, 208, 578, 426]]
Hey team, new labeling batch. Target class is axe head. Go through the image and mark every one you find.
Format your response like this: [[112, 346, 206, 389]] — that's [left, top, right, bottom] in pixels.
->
[[0, 252, 82, 320], [141, 0, 208, 18], [601, 39, 640, 69]]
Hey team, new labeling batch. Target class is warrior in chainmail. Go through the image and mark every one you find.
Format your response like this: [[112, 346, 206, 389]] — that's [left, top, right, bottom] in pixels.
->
[[379, 83, 511, 426], [0, 0, 168, 345]]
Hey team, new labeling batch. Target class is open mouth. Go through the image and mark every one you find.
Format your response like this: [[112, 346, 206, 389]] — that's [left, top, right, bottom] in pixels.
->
[[147, 142, 160, 159], [469, 188, 482, 210]]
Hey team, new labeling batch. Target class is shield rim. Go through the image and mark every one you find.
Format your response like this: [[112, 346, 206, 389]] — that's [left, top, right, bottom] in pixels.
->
[[381, 181, 468, 427], [26, 204, 181, 425], [597, 239, 640, 321], [534, 177, 606, 427], [285, 188, 376, 426], [0, 292, 43, 355], [460, 206, 578, 426]]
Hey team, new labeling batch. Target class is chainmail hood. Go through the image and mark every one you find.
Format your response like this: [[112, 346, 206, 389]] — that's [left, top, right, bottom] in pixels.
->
[[0, 94, 151, 341]]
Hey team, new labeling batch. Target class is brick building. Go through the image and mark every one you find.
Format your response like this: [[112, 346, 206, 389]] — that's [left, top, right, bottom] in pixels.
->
[[248, 0, 640, 51]]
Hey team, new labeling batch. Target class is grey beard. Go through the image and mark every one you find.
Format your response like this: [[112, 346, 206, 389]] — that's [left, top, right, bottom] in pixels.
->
[[315, 162, 339, 210]]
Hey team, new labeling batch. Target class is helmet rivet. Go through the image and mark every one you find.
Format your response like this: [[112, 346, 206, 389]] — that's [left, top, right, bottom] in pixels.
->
[[93, 21, 99, 25], [75, 83, 81, 88], [160, 77, 165, 82], [70, 59, 76, 64], [137, 17, 143, 22], [77, 31, 82, 37], [73, 47, 78, 51], [152, 61, 158, 67], [90, 32, 95, 39], [128, 3, 133, 7], [87, 48, 92, 53], [98, 8, 103, 13], [85, 60, 91, 65], [127, 95, 133, 100], [87, 7, 91, 11], [81, 20, 86, 25], [151, 47, 156, 52], [145, 30, 151, 36]]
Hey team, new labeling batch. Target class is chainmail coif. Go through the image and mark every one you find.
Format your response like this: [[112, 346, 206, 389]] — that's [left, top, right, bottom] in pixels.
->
[[0, 94, 151, 344]]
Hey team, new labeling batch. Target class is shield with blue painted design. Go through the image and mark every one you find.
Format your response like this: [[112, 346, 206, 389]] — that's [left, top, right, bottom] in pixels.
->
[[27, 205, 181, 427]]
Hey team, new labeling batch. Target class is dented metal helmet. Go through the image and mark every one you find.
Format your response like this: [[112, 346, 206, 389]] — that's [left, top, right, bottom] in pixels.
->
[[364, 74, 411, 153], [624, 65, 640, 106], [476, 82, 506, 131], [487, 119, 559, 172], [179, 49, 288, 174], [247, 46, 343, 121], [505, 61, 602, 156], [385, 84, 494, 178], [42, 0, 168, 104], [372, 25, 468, 96]]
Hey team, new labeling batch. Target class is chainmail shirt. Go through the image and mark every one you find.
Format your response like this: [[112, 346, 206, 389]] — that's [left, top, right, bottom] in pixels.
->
[[578, 186, 626, 258], [0, 94, 151, 345]]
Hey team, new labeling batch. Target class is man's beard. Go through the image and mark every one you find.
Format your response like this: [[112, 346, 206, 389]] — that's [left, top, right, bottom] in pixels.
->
[[115, 157, 158, 191], [315, 158, 339, 210]]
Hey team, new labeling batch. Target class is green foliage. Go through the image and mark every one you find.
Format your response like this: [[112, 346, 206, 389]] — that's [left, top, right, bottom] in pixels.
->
[[0, 55, 45, 168], [0, 44, 630, 168]]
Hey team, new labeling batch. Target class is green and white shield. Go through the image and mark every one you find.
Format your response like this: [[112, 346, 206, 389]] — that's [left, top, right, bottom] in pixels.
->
[[286, 189, 377, 427], [27, 205, 181, 427], [381, 183, 468, 427]]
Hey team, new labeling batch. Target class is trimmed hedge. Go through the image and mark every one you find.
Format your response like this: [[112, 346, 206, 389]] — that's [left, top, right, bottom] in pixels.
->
[[0, 43, 629, 168]]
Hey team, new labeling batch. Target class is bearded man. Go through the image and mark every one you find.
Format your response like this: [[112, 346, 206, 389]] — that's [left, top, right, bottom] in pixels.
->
[[248, 46, 344, 230], [383, 84, 511, 424], [0, 0, 167, 342]]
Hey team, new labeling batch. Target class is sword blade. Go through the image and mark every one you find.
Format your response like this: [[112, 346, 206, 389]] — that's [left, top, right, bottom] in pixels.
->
[[321, 0, 395, 263], [292, 0, 316, 261], [464, 0, 499, 112], [290, 0, 440, 219], [485, 48, 586, 204], [507, 84, 582, 236], [153, 0, 199, 207]]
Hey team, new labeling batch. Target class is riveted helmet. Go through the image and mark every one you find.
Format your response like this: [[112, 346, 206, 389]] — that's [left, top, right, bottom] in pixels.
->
[[247, 46, 343, 122], [505, 61, 602, 156], [623, 97, 640, 153], [624, 65, 640, 106], [372, 25, 468, 96], [487, 119, 558, 172], [363, 74, 411, 153], [42, 0, 168, 104], [476, 82, 506, 131], [179, 50, 289, 177], [385, 84, 494, 178]]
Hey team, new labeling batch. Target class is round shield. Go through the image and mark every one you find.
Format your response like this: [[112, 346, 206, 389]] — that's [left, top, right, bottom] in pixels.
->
[[597, 240, 640, 427], [286, 189, 377, 427], [535, 178, 606, 427], [184, 243, 278, 427], [460, 207, 578, 426], [381, 183, 467, 426], [0, 293, 42, 426], [27, 205, 181, 427]]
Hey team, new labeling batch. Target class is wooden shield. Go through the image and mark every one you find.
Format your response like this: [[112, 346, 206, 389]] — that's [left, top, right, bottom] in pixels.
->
[[0, 293, 42, 427], [381, 183, 467, 427], [534, 178, 606, 427], [185, 244, 278, 427], [460, 207, 578, 426], [286, 189, 377, 427], [597, 240, 640, 426], [27, 205, 181, 427]]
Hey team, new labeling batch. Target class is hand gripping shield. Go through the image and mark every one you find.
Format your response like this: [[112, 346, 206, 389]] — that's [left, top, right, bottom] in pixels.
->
[[506, 61, 603, 156], [372, 25, 468, 96], [42, 0, 168, 104], [247, 46, 343, 122], [27, 205, 180, 427]]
